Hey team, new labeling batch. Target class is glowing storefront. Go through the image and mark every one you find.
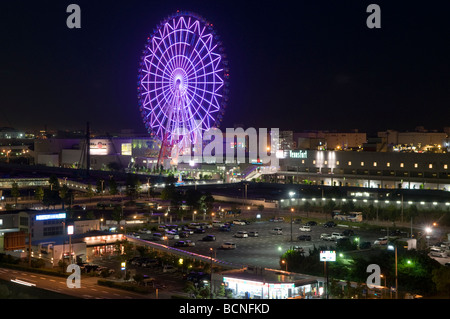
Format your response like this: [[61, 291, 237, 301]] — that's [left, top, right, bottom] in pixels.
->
[[219, 268, 324, 299]]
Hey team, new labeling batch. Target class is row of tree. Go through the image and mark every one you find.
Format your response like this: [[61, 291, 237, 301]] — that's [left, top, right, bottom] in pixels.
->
[[280, 245, 450, 297]]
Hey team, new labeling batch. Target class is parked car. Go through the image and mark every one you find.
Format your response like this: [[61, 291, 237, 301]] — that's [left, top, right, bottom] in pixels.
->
[[203, 235, 216, 241], [331, 232, 345, 240], [235, 231, 248, 238], [271, 228, 283, 235], [212, 221, 225, 227], [359, 241, 372, 249], [194, 228, 206, 234], [297, 235, 311, 241], [342, 229, 355, 236], [249, 231, 259, 237], [299, 225, 311, 232], [374, 237, 388, 245], [305, 221, 317, 226], [320, 233, 333, 241], [179, 231, 190, 238], [219, 226, 231, 232], [221, 242, 236, 249], [292, 246, 305, 253], [430, 247, 447, 258], [163, 265, 177, 273], [165, 231, 179, 240], [152, 233, 164, 241], [293, 218, 302, 224], [233, 220, 246, 225], [270, 217, 284, 222], [174, 240, 195, 247], [323, 221, 337, 228]]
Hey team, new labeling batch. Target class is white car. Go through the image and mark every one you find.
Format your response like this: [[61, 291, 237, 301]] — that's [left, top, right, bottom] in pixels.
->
[[249, 231, 259, 237], [320, 233, 333, 241], [212, 221, 225, 227], [233, 220, 246, 225], [331, 232, 345, 240], [430, 247, 447, 258], [374, 237, 388, 245], [271, 228, 283, 235], [221, 242, 236, 249], [299, 225, 311, 232], [235, 231, 248, 238]]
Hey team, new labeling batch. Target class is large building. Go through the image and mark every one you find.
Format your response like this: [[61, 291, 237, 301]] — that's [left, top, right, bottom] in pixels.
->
[[277, 149, 450, 191]]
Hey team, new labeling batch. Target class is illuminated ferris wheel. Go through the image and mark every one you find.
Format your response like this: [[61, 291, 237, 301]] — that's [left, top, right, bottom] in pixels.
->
[[137, 11, 229, 165]]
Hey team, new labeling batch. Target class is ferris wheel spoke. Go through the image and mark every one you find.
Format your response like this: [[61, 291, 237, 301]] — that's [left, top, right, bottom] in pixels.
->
[[186, 86, 216, 122]]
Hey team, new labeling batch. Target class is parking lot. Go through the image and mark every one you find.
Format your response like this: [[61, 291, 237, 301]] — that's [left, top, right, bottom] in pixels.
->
[[139, 219, 387, 269]]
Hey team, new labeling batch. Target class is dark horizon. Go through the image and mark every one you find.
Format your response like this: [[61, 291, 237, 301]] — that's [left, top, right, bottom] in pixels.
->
[[1, 1, 449, 135]]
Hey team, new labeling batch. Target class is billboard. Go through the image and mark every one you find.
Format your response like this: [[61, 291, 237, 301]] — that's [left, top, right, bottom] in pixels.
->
[[4, 231, 26, 251], [320, 250, 336, 262]]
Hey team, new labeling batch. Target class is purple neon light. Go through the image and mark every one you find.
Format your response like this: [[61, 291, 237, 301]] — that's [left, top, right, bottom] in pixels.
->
[[137, 12, 228, 143]]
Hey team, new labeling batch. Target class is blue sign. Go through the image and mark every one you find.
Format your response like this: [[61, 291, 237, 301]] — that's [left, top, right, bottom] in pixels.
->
[[36, 213, 66, 221]]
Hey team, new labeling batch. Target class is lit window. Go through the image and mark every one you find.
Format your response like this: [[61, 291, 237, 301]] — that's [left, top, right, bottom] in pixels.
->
[[387, 162, 390, 167], [301, 160, 305, 164], [324, 160, 328, 165], [400, 163, 404, 168], [336, 161, 340, 165], [429, 164, 433, 169], [445, 164, 448, 170], [373, 162, 377, 167], [348, 161, 352, 166], [414, 163, 418, 168], [313, 160, 316, 164], [361, 162, 364, 166]]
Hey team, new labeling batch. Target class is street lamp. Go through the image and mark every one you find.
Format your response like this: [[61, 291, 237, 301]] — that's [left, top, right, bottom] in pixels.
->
[[290, 207, 294, 241], [425, 226, 432, 247], [289, 192, 296, 242], [209, 247, 214, 298], [387, 244, 398, 299]]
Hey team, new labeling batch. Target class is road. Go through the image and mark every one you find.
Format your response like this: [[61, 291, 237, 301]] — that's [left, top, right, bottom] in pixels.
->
[[0, 267, 155, 299]]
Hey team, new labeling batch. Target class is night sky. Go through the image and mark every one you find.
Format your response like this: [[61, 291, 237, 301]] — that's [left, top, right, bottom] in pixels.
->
[[1, 0, 449, 135]]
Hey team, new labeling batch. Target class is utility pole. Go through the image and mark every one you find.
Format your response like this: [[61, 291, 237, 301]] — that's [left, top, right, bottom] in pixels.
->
[[86, 122, 90, 176]]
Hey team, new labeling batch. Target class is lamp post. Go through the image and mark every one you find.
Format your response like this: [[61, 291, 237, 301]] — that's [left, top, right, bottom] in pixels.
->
[[425, 226, 432, 247], [388, 244, 398, 299], [209, 247, 214, 299], [289, 192, 295, 242], [290, 208, 294, 241]]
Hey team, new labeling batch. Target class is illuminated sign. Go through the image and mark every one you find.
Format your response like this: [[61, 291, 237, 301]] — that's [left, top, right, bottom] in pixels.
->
[[121, 143, 132, 156], [36, 213, 66, 221], [288, 150, 307, 159], [320, 250, 336, 262], [67, 225, 74, 235], [89, 140, 109, 155]]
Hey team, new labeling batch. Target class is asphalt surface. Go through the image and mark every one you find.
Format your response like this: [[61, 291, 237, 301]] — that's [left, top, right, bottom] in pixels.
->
[[138, 219, 387, 269]]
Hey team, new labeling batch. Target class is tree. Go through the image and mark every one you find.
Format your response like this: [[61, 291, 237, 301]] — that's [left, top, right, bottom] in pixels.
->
[[199, 193, 214, 214], [108, 178, 118, 196], [185, 189, 202, 210], [112, 205, 124, 226], [34, 186, 44, 203], [58, 184, 69, 209], [86, 184, 95, 201], [323, 200, 337, 219], [11, 182, 20, 205], [43, 188, 60, 208], [48, 175, 60, 191], [432, 267, 450, 298]]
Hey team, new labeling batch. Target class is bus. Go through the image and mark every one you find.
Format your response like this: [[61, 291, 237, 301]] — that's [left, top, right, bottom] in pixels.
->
[[333, 211, 363, 222]]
